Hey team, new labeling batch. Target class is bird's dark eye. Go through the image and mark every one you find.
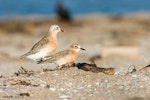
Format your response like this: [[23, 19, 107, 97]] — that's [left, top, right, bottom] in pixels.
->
[[74, 46, 78, 48], [56, 27, 59, 29]]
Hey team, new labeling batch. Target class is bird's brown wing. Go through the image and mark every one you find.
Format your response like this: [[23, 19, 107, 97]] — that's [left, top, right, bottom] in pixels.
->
[[37, 50, 69, 64], [21, 36, 49, 58]]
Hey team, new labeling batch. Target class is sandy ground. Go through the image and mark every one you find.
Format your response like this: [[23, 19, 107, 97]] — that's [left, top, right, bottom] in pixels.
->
[[0, 14, 150, 99]]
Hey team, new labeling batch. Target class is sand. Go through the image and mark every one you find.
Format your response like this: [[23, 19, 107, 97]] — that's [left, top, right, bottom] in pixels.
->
[[0, 13, 150, 99]]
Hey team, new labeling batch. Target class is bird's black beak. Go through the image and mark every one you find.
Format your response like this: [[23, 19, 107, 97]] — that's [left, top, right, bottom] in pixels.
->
[[80, 48, 85, 50], [61, 29, 64, 32]]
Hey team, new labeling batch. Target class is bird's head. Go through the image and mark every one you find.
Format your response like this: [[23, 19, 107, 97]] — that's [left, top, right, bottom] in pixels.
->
[[49, 25, 64, 33], [70, 44, 85, 52]]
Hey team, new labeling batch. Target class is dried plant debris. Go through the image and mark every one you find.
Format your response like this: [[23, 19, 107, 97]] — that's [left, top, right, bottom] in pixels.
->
[[42, 68, 54, 72], [19, 93, 30, 97], [125, 63, 150, 75], [76, 62, 115, 75], [42, 62, 76, 72], [46, 84, 50, 88], [139, 64, 150, 71], [14, 67, 34, 76], [60, 62, 76, 70], [11, 80, 31, 86], [6, 79, 41, 88], [42, 61, 115, 75], [144, 64, 150, 68], [0, 74, 3, 78]]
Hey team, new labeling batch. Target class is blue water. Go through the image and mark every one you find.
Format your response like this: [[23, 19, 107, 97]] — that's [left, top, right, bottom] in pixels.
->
[[0, 0, 150, 17]]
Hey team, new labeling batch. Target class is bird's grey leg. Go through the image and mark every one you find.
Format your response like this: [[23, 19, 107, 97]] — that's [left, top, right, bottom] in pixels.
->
[[65, 62, 75, 68], [57, 65, 63, 70], [54, 63, 62, 70], [60, 62, 75, 70]]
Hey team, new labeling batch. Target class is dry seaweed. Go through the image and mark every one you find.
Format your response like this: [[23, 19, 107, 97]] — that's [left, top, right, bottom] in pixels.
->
[[19, 92, 30, 97], [14, 67, 34, 76], [76, 62, 115, 75], [42, 68, 54, 72], [11, 80, 31, 86], [0, 74, 3, 78], [139, 64, 150, 71], [6, 79, 41, 88], [60, 62, 76, 69], [42, 62, 76, 72], [41, 61, 115, 75]]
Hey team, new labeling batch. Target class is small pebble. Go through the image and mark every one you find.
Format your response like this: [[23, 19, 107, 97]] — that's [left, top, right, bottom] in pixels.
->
[[49, 87, 56, 91], [59, 94, 70, 99]]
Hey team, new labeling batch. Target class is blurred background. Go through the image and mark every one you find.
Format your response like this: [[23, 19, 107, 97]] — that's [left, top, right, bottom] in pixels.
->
[[1, 0, 150, 99], [0, 0, 150, 75], [0, 0, 150, 17]]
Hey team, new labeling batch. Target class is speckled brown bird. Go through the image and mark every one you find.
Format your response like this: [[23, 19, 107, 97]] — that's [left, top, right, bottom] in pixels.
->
[[37, 44, 85, 68], [21, 25, 64, 61]]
